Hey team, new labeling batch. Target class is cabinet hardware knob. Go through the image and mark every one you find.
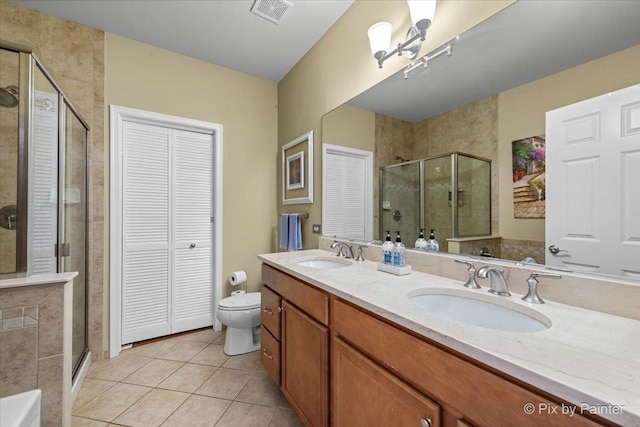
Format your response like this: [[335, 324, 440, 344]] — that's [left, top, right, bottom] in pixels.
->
[[278, 306, 282, 312], [190, 243, 196, 248], [263, 307, 273, 315], [420, 418, 432, 427], [263, 349, 273, 360]]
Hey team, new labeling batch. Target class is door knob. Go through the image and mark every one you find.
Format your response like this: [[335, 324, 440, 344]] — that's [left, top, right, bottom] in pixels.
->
[[548, 245, 567, 255]]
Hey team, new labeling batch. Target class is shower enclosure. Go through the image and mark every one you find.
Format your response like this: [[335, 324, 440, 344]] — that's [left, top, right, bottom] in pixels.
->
[[0, 42, 89, 379], [380, 152, 491, 252]]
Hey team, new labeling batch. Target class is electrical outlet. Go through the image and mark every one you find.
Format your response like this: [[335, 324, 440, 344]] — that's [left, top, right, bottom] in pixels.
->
[[312, 224, 321, 234]]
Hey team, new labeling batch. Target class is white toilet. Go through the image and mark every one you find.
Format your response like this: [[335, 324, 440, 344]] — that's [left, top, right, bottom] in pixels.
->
[[217, 292, 261, 355]]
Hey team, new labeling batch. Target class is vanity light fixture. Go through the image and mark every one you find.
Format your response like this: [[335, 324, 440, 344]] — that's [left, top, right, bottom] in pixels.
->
[[367, 0, 437, 69], [403, 37, 457, 79]]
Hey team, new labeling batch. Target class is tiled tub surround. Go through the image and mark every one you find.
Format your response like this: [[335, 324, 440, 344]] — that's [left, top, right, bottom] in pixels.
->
[[0, 272, 77, 427], [260, 247, 640, 426]]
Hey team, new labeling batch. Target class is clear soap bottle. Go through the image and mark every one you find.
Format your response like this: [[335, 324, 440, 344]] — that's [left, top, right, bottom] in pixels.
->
[[392, 231, 406, 267], [415, 228, 428, 251], [381, 230, 394, 265], [426, 229, 439, 252]]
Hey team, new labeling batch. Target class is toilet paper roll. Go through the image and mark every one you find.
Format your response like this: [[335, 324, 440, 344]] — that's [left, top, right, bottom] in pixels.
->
[[229, 270, 247, 286], [231, 290, 246, 296]]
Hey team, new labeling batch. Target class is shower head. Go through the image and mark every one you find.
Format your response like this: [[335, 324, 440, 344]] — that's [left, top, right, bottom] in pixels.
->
[[0, 85, 19, 108]]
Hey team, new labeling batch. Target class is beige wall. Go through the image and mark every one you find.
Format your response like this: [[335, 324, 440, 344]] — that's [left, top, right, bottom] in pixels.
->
[[105, 34, 278, 349], [278, 0, 514, 249], [498, 44, 640, 241]]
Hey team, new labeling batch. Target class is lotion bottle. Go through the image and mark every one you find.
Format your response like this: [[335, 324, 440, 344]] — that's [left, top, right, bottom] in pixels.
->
[[415, 228, 428, 251], [382, 230, 394, 265], [392, 231, 406, 267], [426, 229, 440, 252]]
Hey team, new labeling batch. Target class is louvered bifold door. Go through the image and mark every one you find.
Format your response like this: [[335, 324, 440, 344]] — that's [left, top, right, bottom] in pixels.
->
[[172, 129, 213, 332], [323, 152, 366, 240], [121, 122, 171, 344]]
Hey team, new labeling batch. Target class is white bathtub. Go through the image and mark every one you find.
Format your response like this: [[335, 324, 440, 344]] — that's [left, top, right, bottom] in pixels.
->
[[0, 389, 41, 427]]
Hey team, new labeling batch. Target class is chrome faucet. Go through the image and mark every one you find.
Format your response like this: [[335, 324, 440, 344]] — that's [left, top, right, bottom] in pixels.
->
[[477, 266, 510, 296], [522, 272, 561, 304], [355, 245, 367, 262], [330, 241, 354, 259], [454, 259, 481, 289]]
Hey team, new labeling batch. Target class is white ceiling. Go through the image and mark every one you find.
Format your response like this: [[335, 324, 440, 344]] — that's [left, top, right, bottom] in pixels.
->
[[13, 0, 354, 82], [348, 0, 640, 123]]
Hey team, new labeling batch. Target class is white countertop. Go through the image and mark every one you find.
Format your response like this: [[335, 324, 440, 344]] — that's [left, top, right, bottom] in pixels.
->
[[0, 272, 78, 289], [259, 249, 640, 426]]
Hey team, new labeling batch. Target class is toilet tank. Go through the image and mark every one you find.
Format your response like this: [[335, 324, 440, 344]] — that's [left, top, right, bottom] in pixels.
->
[[0, 389, 41, 427]]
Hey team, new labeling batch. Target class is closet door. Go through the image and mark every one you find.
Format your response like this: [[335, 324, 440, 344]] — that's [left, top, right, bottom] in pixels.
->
[[121, 122, 171, 344], [172, 129, 213, 332]]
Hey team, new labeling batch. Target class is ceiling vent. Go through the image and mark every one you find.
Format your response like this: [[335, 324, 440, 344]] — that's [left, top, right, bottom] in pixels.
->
[[250, 0, 293, 25]]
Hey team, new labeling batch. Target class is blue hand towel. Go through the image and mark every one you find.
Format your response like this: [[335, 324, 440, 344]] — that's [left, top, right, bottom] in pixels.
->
[[279, 214, 289, 250], [287, 213, 302, 251]]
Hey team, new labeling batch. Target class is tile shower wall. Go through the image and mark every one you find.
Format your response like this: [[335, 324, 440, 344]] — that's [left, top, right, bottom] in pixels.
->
[[0, 0, 105, 360], [0, 283, 67, 427]]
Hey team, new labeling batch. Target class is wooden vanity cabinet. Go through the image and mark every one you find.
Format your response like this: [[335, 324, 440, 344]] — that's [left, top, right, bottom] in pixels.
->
[[261, 264, 329, 427]]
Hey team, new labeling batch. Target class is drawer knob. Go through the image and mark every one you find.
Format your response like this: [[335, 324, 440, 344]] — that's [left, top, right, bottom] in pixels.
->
[[263, 349, 273, 360], [420, 418, 432, 427], [263, 307, 273, 315]]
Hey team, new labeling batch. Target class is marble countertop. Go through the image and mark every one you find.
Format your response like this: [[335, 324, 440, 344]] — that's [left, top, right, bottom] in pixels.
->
[[258, 249, 640, 426], [0, 272, 78, 289]]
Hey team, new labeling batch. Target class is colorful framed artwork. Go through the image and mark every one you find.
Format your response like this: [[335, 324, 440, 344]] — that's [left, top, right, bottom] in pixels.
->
[[282, 131, 313, 204]]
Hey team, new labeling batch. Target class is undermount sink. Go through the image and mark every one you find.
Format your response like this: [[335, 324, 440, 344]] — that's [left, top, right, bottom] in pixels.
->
[[296, 256, 351, 269], [408, 288, 551, 333]]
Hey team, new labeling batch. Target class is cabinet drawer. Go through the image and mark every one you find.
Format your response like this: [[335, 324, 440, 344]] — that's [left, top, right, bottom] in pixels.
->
[[262, 264, 328, 325], [332, 298, 601, 427], [261, 326, 280, 386], [261, 285, 281, 339], [333, 336, 440, 427]]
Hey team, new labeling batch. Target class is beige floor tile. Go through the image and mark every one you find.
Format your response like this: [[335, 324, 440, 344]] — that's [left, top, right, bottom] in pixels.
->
[[156, 340, 208, 362], [268, 408, 303, 427], [157, 363, 217, 393], [72, 416, 109, 427], [121, 359, 184, 387], [113, 389, 189, 427], [220, 351, 263, 372], [189, 343, 229, 367], [277, 394, 293, 410], [196, 368, 252, 400], [73, 378, 118, 413], [235, 372, 282, 407], [180, 328, 223, 344], [214, 401, 276, 427], [123, 338, 182, 358], [213, 331, 226, 345], [74, 383, 151, 423], [87, 355, 153, 382], [160, 395, 231, 427]]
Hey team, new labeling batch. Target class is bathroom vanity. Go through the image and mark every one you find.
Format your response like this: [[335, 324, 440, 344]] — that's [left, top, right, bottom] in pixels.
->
[[258, 249, 639, 427]]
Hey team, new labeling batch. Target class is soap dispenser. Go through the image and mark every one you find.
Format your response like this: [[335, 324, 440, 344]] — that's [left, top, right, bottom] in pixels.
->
[[382, 230, 394, 265], [392, 231, 406, 267], [426, 229, 440, 252], [415, 228, 428, 251]]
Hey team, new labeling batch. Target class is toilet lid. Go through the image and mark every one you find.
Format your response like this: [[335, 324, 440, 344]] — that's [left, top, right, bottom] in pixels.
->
[[218, 292, 261, 311]]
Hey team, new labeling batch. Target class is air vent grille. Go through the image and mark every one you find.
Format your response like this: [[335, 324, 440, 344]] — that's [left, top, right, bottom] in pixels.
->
[[250, 0, 293, 25]]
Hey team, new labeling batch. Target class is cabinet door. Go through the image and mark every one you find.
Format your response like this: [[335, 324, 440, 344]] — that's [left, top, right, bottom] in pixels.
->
[[282, 300, 328, 427], [332, 336, 441, 427]]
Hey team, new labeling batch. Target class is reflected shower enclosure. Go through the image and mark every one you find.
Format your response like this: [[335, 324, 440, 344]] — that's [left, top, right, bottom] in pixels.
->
[[380, 152, 491, 251], [0, 42, 89, 380]]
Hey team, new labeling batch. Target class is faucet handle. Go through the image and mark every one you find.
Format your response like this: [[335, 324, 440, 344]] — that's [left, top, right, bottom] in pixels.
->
[[454, 259, 481, 289], [522, 272, 561, 304], [355, 245, 368, 262]]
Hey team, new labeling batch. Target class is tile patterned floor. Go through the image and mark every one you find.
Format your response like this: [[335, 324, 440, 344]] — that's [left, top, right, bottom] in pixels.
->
[[72, 329, 303, 427]]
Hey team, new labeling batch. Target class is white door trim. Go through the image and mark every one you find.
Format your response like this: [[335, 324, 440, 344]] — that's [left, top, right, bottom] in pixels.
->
[[109, 105, 223, 358], [322, 143, 374, 241]]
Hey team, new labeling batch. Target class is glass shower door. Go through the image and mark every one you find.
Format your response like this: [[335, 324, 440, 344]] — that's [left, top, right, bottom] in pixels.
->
[[62, 103, 88, 375], [423, 155, 453, 252], [456, 154, 491, 237], [380, 162, 421, 245]]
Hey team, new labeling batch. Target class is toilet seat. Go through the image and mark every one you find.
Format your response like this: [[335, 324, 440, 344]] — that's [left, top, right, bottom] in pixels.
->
[[218, 292, 261, 311]]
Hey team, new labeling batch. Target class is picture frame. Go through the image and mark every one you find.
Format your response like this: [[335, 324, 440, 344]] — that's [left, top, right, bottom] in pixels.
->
[[282, 130, 313, 204]]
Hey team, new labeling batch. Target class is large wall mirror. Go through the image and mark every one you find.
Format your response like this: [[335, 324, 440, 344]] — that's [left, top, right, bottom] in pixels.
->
[[321, 1, 640, 282]]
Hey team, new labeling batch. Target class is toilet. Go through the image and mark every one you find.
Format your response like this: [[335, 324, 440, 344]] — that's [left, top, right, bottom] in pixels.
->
[[217, 292, 261, 355]]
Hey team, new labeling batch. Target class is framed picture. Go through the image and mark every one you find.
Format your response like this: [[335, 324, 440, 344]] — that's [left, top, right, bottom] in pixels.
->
[[286, 151, 304, 190], [282, 130, 313, 204], [512, 134, 546, 218]]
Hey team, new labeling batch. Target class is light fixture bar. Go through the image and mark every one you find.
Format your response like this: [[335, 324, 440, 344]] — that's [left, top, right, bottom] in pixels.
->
[[403, 38, 456, 79], [375, 26, 427, 69]]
